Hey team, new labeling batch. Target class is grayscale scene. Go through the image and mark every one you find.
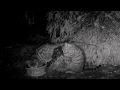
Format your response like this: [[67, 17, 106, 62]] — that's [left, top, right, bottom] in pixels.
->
[[1, 10, 120, 79]]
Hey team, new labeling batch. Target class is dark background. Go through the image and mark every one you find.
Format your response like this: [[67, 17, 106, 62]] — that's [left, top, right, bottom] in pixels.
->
[[1, 8, 49, 47]]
